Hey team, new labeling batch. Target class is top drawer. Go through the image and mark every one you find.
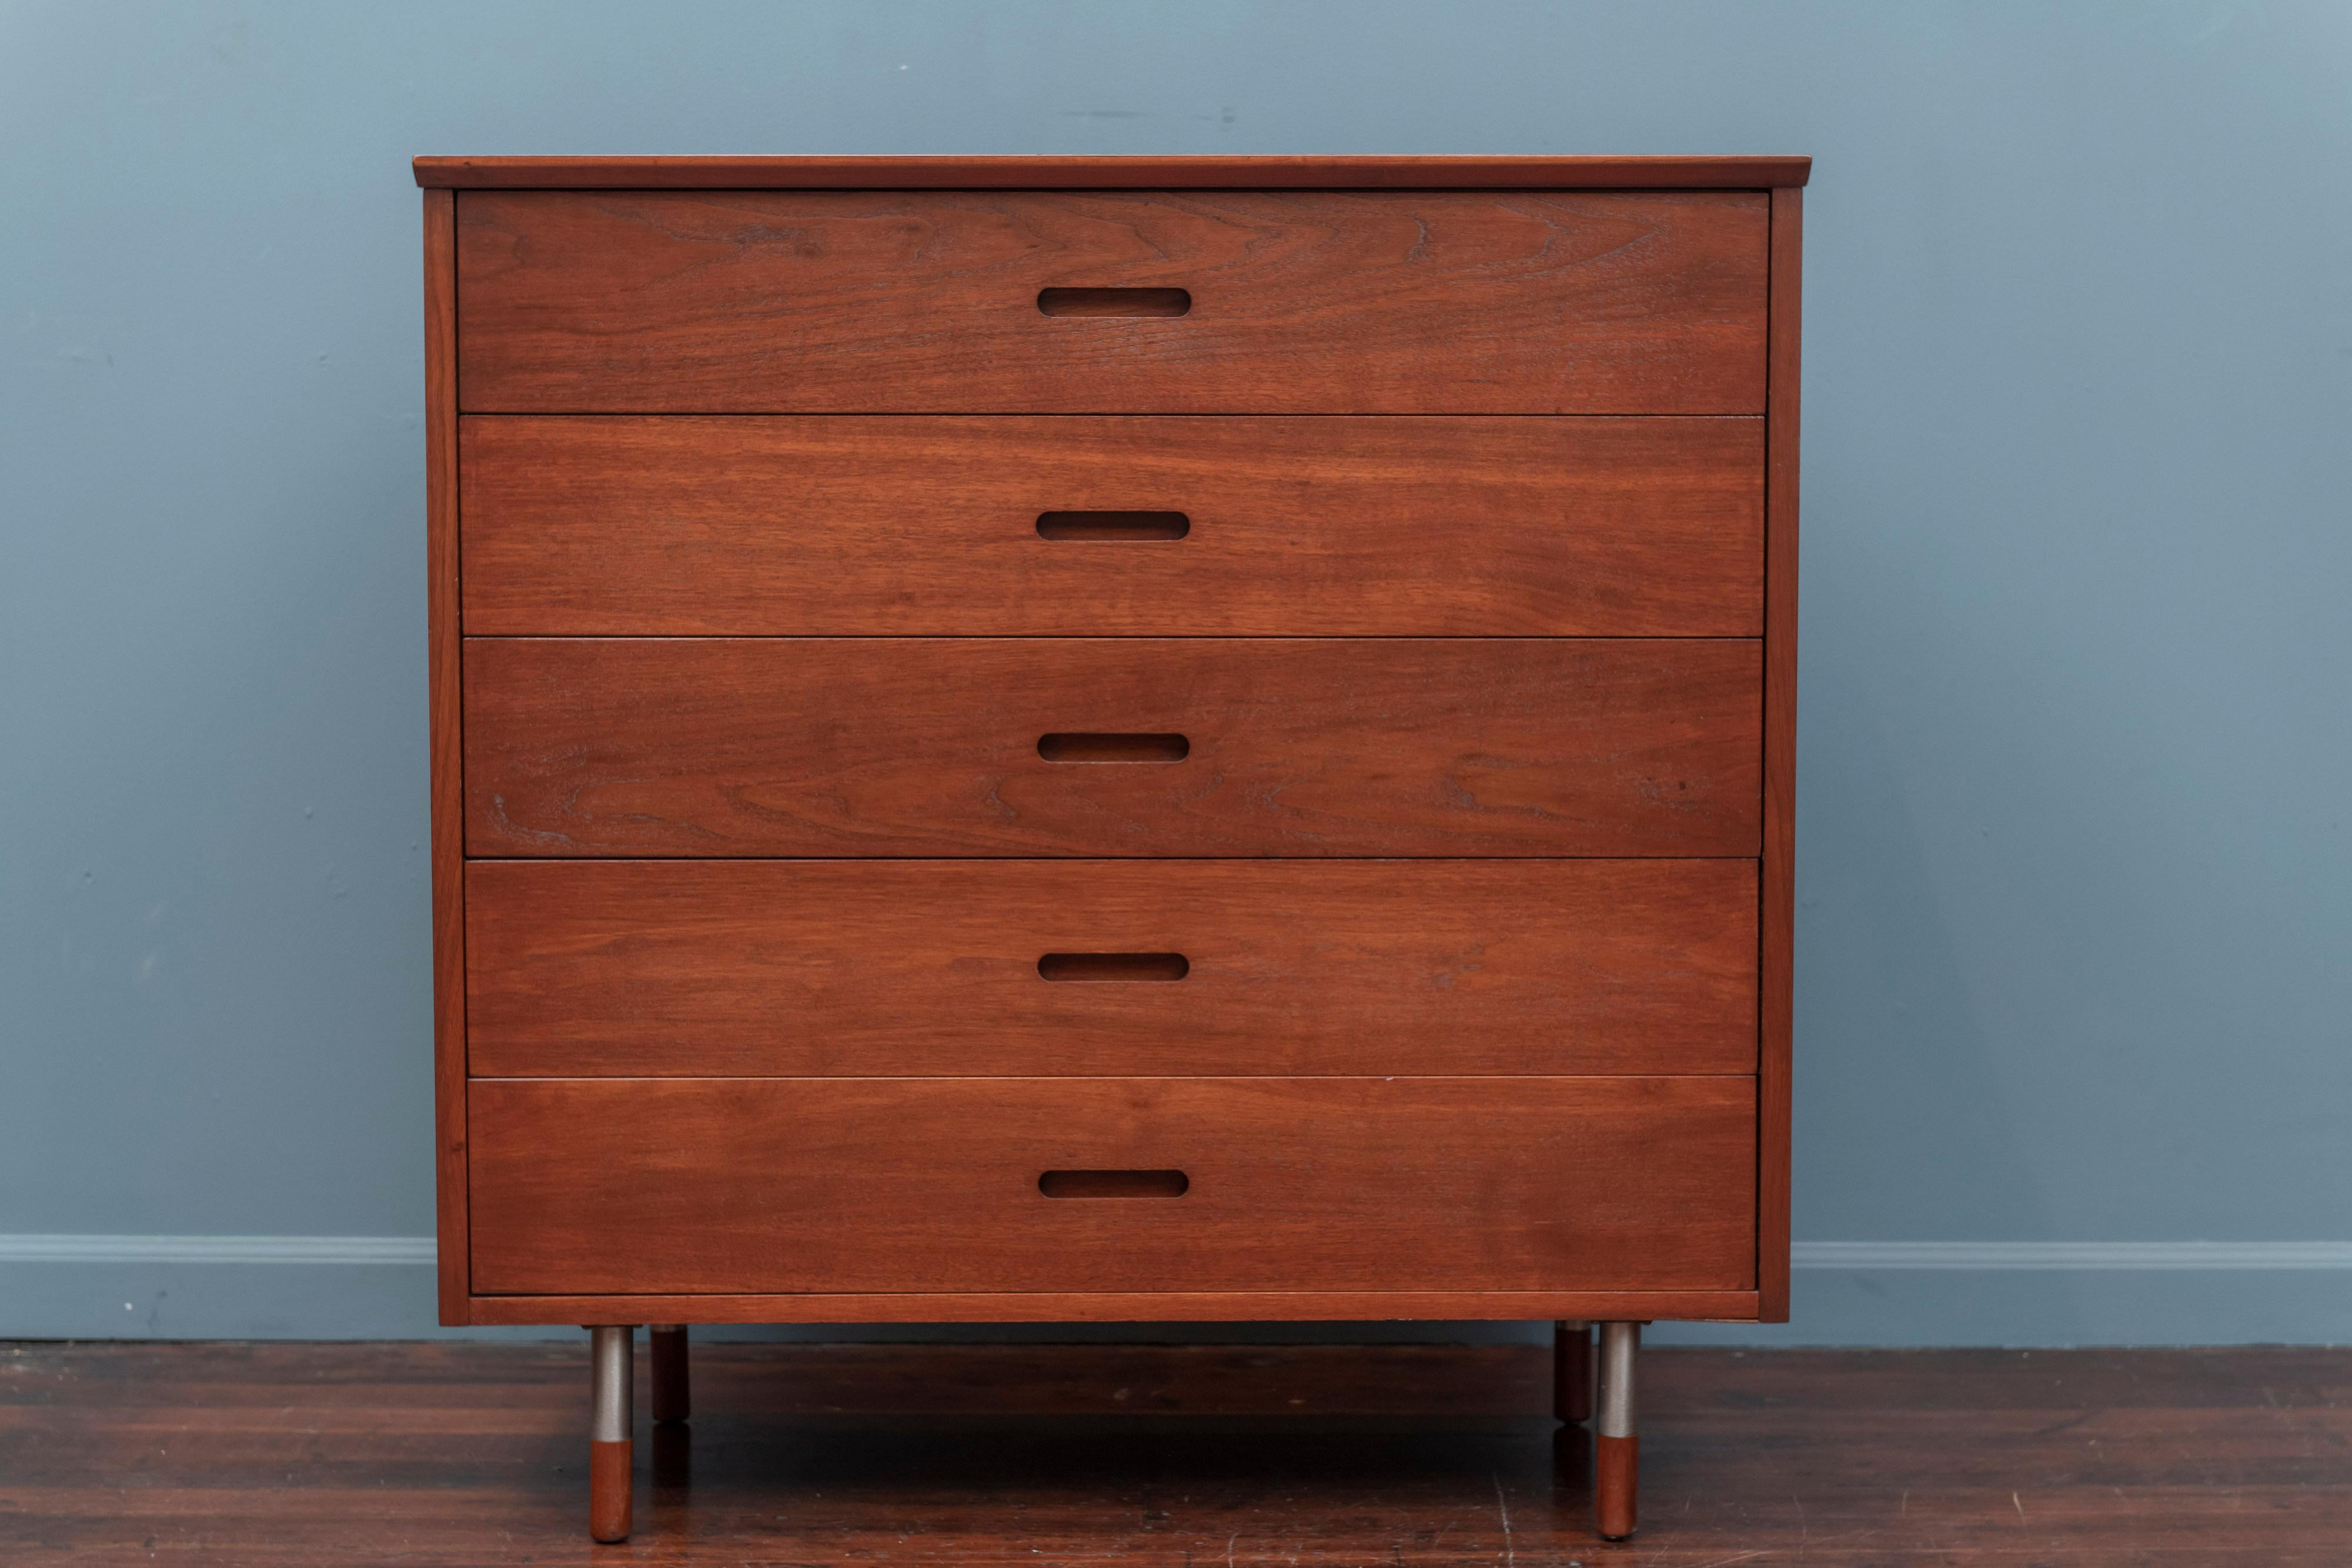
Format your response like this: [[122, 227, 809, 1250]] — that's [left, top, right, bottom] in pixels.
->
[[455, 190, 1768, 414]]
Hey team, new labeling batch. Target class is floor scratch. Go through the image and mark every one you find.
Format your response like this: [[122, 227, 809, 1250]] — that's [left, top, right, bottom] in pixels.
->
[[1492, 1472, 1514, 1566]]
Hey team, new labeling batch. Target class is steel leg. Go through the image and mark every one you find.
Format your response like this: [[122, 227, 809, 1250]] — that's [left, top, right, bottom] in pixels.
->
[[589, 1324, 636, 1543], [1595, 1322, 1641, 1540]]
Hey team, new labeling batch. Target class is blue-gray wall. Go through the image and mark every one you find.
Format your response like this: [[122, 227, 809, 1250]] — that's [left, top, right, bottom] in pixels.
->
[[4, 1, 2348, 1345]]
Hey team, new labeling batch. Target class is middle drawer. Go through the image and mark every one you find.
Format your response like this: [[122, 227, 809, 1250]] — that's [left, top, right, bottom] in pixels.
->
[[463, 637, 1762, 857]]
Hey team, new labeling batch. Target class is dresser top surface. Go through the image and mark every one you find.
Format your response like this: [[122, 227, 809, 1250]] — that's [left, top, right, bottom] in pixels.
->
[[413, 153, 1810, 190]]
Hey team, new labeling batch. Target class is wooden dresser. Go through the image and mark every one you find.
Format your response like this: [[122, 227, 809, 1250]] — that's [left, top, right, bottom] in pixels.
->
[[416, 153, 1805, 1543]]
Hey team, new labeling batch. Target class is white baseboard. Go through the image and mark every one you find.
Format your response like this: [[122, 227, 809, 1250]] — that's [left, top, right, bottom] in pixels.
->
[[5, 1236, 2348, 1269], [1792, 1241, 2352, 1270], [4, 1236, 2348, 1343], [0, 1235, 435, 1264]]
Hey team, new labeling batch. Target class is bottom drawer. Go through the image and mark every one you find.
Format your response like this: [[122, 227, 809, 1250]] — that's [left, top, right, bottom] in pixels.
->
[[467, 1077, 1756, 1295]]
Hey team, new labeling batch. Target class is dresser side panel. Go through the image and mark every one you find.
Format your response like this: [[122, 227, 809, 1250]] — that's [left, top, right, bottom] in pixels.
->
[[425, 188, 470, 1323], [1759, 186, 1802, 1322]]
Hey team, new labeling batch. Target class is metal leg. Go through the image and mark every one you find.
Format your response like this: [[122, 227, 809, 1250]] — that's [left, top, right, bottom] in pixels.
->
[[1595, 1322, 1640, 1540], [1553, 1320, 1593, 1424], [589, 1324, 636, 1543], [650, 1324, 690, 1425]]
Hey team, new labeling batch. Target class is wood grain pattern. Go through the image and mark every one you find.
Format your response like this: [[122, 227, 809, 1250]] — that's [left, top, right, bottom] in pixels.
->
[[1758, 186, 1802, 1323], [467, 1077, 1758, 1296], [458, 415, 1764, 637], [455, 190, 1768, 414], [15, 1342, 2349, 1564], [461, 637, 1763, 858], [416, 152, 1815, 189], [464, 858, 1759, 1077], [422, 188, 469, 1326]]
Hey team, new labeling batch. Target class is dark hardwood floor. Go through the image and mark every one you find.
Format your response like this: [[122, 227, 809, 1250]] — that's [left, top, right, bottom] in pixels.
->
[[3, 1340, 2346, 1564]]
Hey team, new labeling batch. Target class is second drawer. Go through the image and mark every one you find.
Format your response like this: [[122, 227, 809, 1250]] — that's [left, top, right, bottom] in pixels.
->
[[465, 858, 1758, 1076], [459, 415, 1764, 637]]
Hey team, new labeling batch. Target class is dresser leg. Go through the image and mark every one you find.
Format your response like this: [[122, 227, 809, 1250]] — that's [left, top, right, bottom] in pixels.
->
[[1552, 1320, 1593, 1424], [1595, 1321, 1640, 1540], [589, 1324, 636, 1543], [650, 1324, 691, 1425]]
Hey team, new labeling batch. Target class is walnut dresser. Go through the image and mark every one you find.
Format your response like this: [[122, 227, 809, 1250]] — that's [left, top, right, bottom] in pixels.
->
[[415, 152, 1806, 1543]]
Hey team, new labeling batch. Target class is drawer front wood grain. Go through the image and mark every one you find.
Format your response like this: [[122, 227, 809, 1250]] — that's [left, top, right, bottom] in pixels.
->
[[455, 190, 1768, 414], [467, 1077, 1758, 1295], [459, 416, 1764, 637], [462, 637, 1763, 858], [465, 859, 1758, 1077]]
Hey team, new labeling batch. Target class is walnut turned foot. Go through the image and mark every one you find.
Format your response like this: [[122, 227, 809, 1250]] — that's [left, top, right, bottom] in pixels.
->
[[650, 1324, 690, 1425], [1595, 1322, 1641, 1539], [589, 1325, 636, 1543], [1596, 1434, 1639, 1539], [590, 1438, 632, 1543], [1552, 1320, 1593, 1424]]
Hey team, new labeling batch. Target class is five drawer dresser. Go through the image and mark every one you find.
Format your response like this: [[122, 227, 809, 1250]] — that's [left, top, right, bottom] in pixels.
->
[[416, 152, 1806, 1543]]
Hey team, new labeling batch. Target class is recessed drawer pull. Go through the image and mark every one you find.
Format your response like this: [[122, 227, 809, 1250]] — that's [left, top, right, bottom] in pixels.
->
[[1038, 1169, 1190, 1199], [1037, 952, 1190, 982], [1036, 287, 1191, 319], [1035, 510, 1191, 541], [1036, 732, 1190, 763]]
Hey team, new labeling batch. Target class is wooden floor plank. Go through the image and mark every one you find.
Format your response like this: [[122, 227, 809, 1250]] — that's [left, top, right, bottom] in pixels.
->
[[2, 1342, 2347, 1563]]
